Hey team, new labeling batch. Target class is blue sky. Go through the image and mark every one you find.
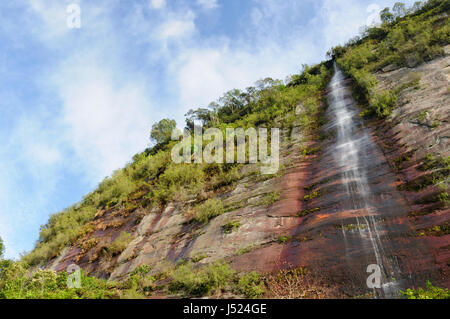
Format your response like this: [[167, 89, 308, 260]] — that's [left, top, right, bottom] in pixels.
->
[[0, 0, 414, 259]]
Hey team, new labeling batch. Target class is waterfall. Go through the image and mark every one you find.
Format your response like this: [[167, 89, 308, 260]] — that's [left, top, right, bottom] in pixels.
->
[[327, 64, 401, 297]]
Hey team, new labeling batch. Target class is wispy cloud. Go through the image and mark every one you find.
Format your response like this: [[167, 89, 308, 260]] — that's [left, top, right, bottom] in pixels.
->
[[157, 10, 196, 41], [150, 0, 166, 10], [197, 0, 219, 10], [51, 56, 155, 181]]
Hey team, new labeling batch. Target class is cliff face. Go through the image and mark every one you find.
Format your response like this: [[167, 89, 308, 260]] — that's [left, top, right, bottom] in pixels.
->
[[367, 45, 450, 288], [44, 48, 449, 297]]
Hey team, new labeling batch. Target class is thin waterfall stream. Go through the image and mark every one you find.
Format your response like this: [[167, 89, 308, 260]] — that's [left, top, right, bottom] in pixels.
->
[[327, 64, 402, 297]]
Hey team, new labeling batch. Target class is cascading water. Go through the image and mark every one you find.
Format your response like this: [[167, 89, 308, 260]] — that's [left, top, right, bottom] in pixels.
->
[[327, 64, 402, 297]]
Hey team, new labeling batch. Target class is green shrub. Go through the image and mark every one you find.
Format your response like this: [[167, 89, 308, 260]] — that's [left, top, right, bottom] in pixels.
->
[[222, 220, 241, 234], [369, 90, 398, 117], [169, 262, 235, 296], [160, 164, 205, 189], [236, 244, 256, 256], [149, 163, 206, 205], [258, 192, 281, 206], [402, 281, 450, 299], [300, 145, 321, 156], [130, 264, 152, 276], [124, 265, 156, 296], [437, 191, 449, 206], [194, 198, 224, 224], [352, 69, 377, 90], [0, 260, 118, 299], [191, 253, 208, 263], [0, 236, 4, 259], [277, 235, 292, 244], [235, 272, 266, 299], [303, 191, 320, 201], [418, 154, 450, 171], [131, 151, 169, 180], [418, 223, 450, 237], [96, 170, 138, 208], [105, 232, 132, 257]]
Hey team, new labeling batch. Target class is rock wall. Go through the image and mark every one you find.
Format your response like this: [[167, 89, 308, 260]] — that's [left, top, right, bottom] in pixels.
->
[[365, 45, 450, 288]]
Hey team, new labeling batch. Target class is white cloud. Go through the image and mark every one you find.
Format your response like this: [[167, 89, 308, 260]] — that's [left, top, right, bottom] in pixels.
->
[[28, 0, 70, 39], [16, 133, 62, 167], [157, 11, 196, 41], [50, 56, 155, 182], [171, 39, 320, 115], [318, 0, 370, 49], [0, 117, 65, 259], [29, 143, 62, 166], [150, 0, 165, 10], [197, 0, 219, 10], [7, 115, 64, 173]]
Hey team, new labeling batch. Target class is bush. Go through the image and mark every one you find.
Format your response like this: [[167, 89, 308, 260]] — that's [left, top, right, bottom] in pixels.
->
[[194, 198, 224, 224], [0, 236, 4, 259], [152, 163, 206, 205], [303, 191, 320, 201], [418, 154, 450, 171], [0, 260, 118, 299], [277, 235, 292, 244], [235, 272, 266, 298], [131, 151, 169, 181], [105, 232, 132, 257], [222, 220, 241, 234], [258, 192, 281, 206], [265, 267, 340, 299], [169, 262, 235, 296], [338, 43, 376, 71], [96, 170, 138, 208], [123, 265, 156, 296], [160, 164, 205, 190], [402, 281, 450, 299], [369, 90, 398, 117]]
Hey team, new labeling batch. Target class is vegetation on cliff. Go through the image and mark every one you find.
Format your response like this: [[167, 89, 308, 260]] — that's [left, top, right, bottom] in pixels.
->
[[333, 0, 449, 118]]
